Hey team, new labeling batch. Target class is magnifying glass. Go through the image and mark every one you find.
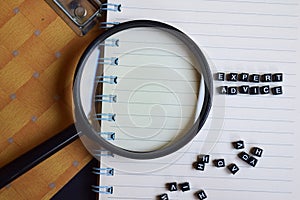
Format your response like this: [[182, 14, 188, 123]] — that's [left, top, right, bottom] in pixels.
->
[[0, 20, 213, 188], [73, 20, 213, 160]]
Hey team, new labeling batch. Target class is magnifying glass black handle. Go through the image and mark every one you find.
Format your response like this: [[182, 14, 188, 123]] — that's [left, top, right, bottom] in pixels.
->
[[0, 124, 79, 189]]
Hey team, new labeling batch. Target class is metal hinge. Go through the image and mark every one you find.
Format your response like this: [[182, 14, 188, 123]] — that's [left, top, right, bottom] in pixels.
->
[[45, 0, 104, 36]]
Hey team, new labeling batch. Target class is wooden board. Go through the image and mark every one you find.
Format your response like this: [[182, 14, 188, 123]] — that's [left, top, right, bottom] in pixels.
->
[[0, 0, 102, 199]]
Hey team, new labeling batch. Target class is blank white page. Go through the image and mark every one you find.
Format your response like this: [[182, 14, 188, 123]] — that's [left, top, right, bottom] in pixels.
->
[[98, 0, 300, 199]]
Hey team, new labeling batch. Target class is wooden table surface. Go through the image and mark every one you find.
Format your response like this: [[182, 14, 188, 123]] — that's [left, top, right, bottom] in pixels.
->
[[0, 0, 103, 199]]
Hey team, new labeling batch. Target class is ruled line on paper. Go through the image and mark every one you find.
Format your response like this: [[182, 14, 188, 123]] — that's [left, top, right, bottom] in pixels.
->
[[120, 40, 297, 52], [109, 159, 294, 169], [201, 128, 294, 135], [111, 52, 296, 64], [122, 6, 299, 17], [208, 57, 296, 64], [109, 184, 291, 195], [112, 113, 294, 123], [110, 125, 184, 131], [213, 105, 296, 111], [116, 18, 298, 29], [179, 0, 299, 6], [109, 135, 294, 147], [113, 173, 293, 183], [188, 33, 297, 41], [107, 196, 154, 200], [111, 52, 193, 58], [205, 188, 292, 194], [116, 113, 191, 119], [115, 64, 198, 71], [117, 77, 199, 82], [209, 116, 295, 123], [113, 88, 198, 94], [110, 20, 298, 41], [116, 101, 196, 107], [200, 45, 297, 52]]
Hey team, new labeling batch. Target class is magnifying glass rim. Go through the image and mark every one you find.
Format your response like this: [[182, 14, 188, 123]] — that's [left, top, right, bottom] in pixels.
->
[[73, 19, 213, 159]]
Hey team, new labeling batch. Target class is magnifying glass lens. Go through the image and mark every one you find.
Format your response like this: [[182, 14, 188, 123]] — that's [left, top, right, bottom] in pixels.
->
[[74, 20, 212, 159]]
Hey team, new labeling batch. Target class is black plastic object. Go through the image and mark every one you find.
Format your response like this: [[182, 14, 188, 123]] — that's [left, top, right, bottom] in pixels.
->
[[0, 124, 78, 189]]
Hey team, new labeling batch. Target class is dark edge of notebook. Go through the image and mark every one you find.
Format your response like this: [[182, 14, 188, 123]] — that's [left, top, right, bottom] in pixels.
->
[[51, 158, 98, 200]]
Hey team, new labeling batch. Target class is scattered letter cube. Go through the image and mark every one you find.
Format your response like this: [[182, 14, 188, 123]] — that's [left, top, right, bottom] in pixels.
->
[[195, 161, 205, 171], [179, 182, 190, 192], [232, 140, 245, 149], [167, 182, 178, 192], [247, 156, 258, 167], [227, 163, 240, 175], [199, 155, 210, 163], [250, 147, 263, 157], [213, 159, 225, 167], [159, 193, 169, 200], [238, 151, 250, 163], [196, 190, 208, 200]]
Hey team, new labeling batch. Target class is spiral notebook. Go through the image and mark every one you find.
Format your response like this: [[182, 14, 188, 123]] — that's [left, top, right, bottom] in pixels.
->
[[93, 0, 300, 199]]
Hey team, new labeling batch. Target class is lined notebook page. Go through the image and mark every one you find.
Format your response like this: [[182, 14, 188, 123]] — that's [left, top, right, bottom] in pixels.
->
[[98, 0, 300, 199], [100, 28, 202, 152]]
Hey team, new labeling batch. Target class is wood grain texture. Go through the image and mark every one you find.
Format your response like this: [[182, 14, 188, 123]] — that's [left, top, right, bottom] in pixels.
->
[[0, 0, 103, 199]]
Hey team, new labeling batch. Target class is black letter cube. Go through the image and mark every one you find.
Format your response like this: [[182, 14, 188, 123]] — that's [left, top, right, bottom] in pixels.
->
[[238, 151, 250, 163], [199, 154, 210, 163], [249, 86, 259, 95], [260, 85, 270, 94], [179, 182, 190, 192], [228, 87, 238, 95], [213, 159, 225, 167], [239, 73, 249, 82], [261, 73, 272, 82], [232, 140, 245, 149], [249, 74, 260, 82], [272, 73, 283, 82], [167, 182, 178, 192], [159, 193, 169, 200], [219, 86, 228, 94], [250, 147, 263, 157], [196, 190, 207, 200], [194, 161, 205, 171], [216, 72, 225, 81], [227, 73, 238, 81], [272, 86, 283, 95], [227, 163, 240, 175], [247, 156, 258, 167], [239, 85, 249, 94]]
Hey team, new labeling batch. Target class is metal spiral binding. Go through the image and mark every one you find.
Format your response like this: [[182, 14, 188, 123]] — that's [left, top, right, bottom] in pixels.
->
[[95, 113, 116, 121], [99, 3, 121, 28], [99, 132, 115, 140], [91, 185, 113, 194], [95, 94, 117, 103], [98, 57, 119, 65], [93, 149, 114, 157], [98, 38, 119, 47], [99, 21, 120, 29], [95, 75, 118, 84], [92, 167, 114, 176], [101, 3, 121, 12]]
